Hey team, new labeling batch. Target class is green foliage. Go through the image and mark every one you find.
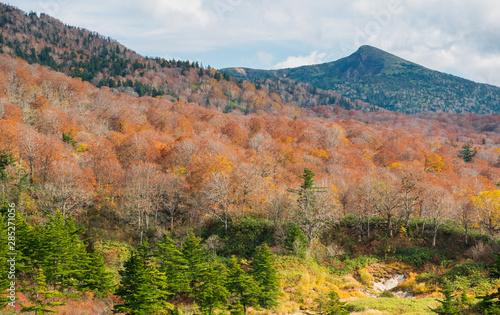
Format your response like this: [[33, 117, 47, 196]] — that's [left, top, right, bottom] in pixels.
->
[[476, 253, 500, 314], [300, 168, 315, 189], [314, 291, 349, 315], [79, 252, 115, 297], [182, 232, 228, 314], [430, 284, 460, 315], [155, 233, 190, 298], [194, 262, 229, 315], [31, 211, 89, 289], [0, 215, 13, 308], [250, 244, 281, 309], [21, 267, 66, 314], [458, 144, 478, 162], [380, 290, 395, 298], [226, 256, 260, 314], [393, 247, 438, 267], [113, 241, 174, 315], [182, 232, 206, 291], [284, 223, 308, 257], [440, 260, 492, 294], [331, 255, 379, 276], [62, 132, 77, 148], [220, 216, 275, 259]]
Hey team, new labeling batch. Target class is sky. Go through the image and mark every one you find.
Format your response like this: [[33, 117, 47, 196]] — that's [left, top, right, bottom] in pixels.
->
[[5, 0, 500, 87]]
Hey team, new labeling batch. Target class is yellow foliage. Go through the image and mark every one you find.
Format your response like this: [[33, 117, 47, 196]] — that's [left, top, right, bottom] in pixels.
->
[[425, 152, 445, 172], [76, 144, 88, 152], [471, 190, 500, 227], [310, 149, 329, 160], [389, 162, 402, 169], [173, 166, 186, 175]]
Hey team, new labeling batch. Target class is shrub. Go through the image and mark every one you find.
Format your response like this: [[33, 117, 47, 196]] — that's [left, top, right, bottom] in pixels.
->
[[220, 216, 275, 258], [380, 291, 395, 298], [331, 255, 379, 276], [284, 223, 308, 258], [393, 246, 438, 267]]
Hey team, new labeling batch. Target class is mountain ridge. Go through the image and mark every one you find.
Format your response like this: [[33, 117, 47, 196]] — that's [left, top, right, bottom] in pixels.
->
[[223, 45, 500, 114]]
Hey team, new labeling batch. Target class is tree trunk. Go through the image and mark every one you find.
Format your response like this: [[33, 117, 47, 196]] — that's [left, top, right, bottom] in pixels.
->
[[388, 214, 393, 238], [464, 222, 469, 245], [367, 216, 371, 239], [432, 219, 437, 247]]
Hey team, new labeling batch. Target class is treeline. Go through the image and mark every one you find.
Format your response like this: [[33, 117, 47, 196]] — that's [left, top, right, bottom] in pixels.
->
[[0, 210, 113, 311], [0, 208, 280, 315]]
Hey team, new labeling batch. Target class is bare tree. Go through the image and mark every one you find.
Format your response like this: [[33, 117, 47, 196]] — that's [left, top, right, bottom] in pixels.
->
[[421, 186, 455, 247]]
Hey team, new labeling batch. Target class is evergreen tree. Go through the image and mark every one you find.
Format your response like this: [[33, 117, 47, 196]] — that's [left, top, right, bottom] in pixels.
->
[[35, 212, 88, 290], [113, 241, 173, 315], [478, 253, 500, 314], [195, 262, 229, 315], [458, 144, 478, 162], [289, 168, 331, 243], [182, 232, 206, 293], [0, 216, 12, 308], [250, 244, 280, 308], [226, 256, 260, 315], [300, 168, 315, 189], [314, 291, 349, 315], [79, 252, 115, 297], [154, 233, 189, 298], [284, 224, 308, 257], [21, 267, 66, 314], [431, 284, 460, 315]]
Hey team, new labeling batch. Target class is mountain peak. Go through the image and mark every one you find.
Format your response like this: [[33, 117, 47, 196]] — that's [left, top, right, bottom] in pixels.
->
[[222, 45, 500, 113]]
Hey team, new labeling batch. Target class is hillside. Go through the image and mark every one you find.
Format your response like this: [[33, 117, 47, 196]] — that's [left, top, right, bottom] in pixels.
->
[[0, 2, 373, 113], [223, 45, 500, 114], [1, 3, 500, 315], [1, 51, 500, 314]]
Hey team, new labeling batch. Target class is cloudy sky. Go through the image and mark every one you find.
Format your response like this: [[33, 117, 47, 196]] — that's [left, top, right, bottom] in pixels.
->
[[6, 0, 500, 86]]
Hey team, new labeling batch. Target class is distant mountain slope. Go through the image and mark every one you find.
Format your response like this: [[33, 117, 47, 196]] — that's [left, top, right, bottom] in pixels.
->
[[0, 2, 370, 113], [223, 45, 500, 114]]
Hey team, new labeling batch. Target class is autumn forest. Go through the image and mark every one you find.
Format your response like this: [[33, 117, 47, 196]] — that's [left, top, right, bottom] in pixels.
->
[[0, 3, 500, 315]]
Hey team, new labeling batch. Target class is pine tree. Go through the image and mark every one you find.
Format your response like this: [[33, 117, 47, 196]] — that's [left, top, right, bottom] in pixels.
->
[[113, 241, 173, 315], [478, 253, 500, 314], [35, 212, 88, 290], [458, 144, 478, 162], [154, 233, 189, 298], [181, 232, 228, 314], [0, 216, 12, 308], [195, 262, 229, 315], [250, 244, 280, 308], [314, 291, 349, 315], [431, 284, 460, 315], [20, 267, 66, 314], [300, 168, 315, 189], [182, 232, 206, 293], [79, 252, 115, 297], [226, 256, 260, 315]]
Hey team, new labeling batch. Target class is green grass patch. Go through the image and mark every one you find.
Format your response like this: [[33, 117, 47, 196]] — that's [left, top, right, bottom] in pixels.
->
[[347, 297, 440, 315]]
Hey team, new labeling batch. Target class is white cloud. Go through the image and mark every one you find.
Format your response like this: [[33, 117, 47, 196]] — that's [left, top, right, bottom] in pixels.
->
[[274, 51, 327, 69]]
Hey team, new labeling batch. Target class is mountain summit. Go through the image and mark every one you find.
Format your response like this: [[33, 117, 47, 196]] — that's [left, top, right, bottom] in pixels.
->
[[223, 46, 500, 114]]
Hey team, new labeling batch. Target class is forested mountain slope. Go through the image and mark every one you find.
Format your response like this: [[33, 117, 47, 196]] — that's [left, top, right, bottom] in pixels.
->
[[224, 45, 500, 114]]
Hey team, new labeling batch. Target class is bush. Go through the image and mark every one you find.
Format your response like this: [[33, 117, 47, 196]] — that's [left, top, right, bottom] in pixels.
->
[[379, 291, 395, 298], [284, 223, 308, 258], [393, 246, 438, 267], [440, 260, 494, 295], [220, 216, 275, 258], [331, 255, 379, 275]]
